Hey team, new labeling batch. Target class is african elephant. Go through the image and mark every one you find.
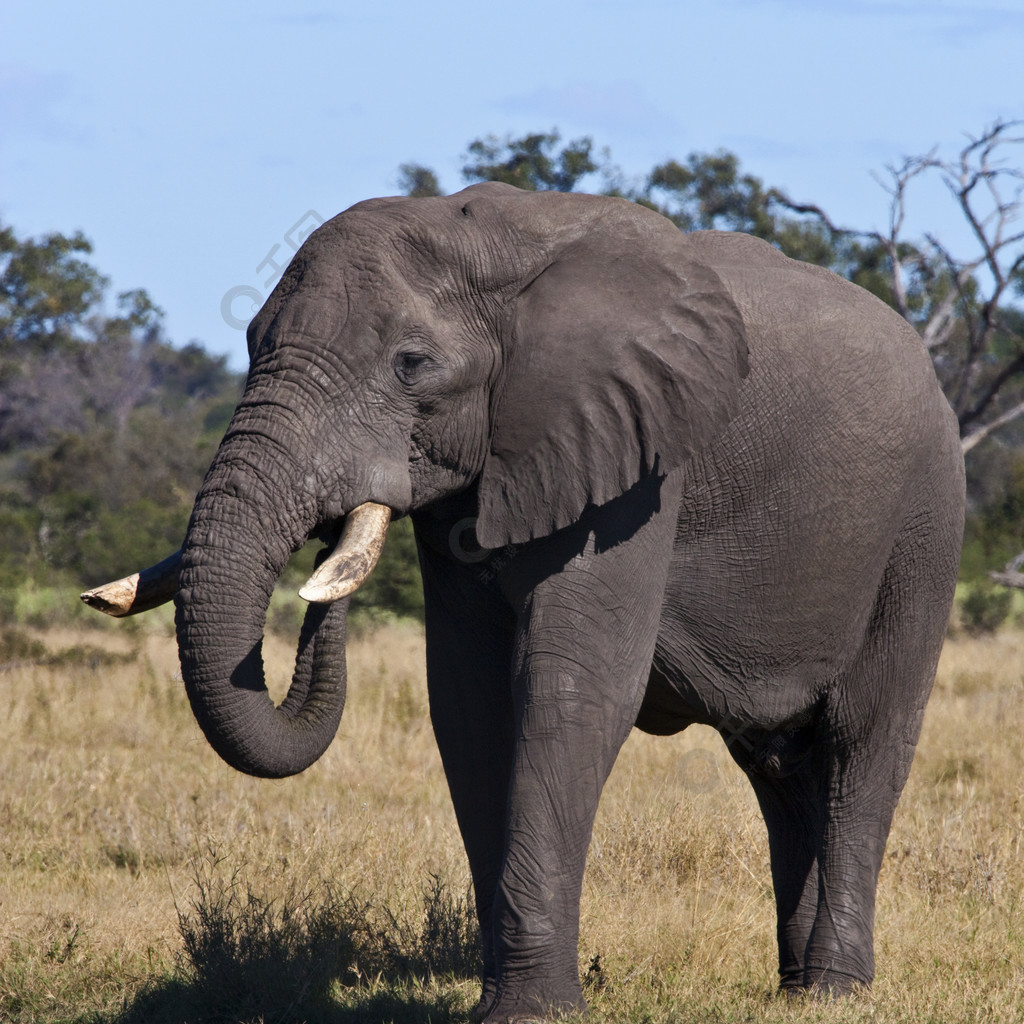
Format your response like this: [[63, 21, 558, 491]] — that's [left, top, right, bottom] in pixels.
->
[[84, 182, 964, 1022]]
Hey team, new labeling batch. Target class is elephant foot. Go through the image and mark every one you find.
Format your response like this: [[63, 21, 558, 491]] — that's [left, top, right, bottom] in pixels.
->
[[468, 980, 498, 1023], [479, 985, 585, 1023], [780, 966, 869, 999]]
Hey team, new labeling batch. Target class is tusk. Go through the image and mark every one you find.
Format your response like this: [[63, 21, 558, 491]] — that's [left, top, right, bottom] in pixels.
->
[[299, 502, 391, 604], [80, 550, 182, 617]]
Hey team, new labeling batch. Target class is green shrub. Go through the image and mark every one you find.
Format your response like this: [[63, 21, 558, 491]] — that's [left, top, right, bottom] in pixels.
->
[[960, 581, 1013, 635]]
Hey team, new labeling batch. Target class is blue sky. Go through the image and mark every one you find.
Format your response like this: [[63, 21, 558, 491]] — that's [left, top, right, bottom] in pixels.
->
[[2, 0, 1021, 369]]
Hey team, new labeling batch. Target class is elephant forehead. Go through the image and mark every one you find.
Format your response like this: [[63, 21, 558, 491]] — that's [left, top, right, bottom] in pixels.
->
[[273, 288, 349, 340], [254, 246, 407, 346], [314, 194, 536, 290]]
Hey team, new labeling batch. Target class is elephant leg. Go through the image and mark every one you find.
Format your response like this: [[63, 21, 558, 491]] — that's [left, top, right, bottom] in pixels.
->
[[744, 756, 826, 992], [483, 485, 681, 1023], [418, 541, 517, 1021], [801, 534, 952, 993], [800, 733, 906, 991]]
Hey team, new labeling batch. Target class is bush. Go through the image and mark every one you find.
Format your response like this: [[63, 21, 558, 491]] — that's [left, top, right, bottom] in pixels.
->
[[169, 848, 479, 1024], [176, 858, 356, 1023], [959, 581, 1013, 635]]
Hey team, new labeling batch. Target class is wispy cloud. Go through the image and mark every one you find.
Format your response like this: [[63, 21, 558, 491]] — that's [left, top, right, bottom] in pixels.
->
[[0, 65, 88, 146], [493, 81, 681, 144], [727, 0, 1024, 39]]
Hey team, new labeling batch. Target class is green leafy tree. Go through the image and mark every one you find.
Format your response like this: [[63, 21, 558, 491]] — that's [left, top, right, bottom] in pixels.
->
[[0, 225, 107, 350], [460, 130, 610, 192], [397, 163, 442, 199], [643, 150, 780, 235], [0, 221, 244, 595]]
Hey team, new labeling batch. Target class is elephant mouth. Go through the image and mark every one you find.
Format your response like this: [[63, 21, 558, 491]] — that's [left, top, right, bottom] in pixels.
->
[[80, 501, 392, 617]]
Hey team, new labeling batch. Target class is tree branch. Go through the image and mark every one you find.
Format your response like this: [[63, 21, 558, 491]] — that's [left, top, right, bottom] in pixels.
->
[[989, 551, 1024, 589], [962, 396, 1024, 453]]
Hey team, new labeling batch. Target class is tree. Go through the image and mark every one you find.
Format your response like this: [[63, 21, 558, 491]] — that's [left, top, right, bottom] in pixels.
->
[[461, 130, 610, 192], [401, 130, 614, 198], [777, 121, 1024, 454], [0, 225, 107, 350], [396, 163, 442, 199], [0, 221, 244, 594]]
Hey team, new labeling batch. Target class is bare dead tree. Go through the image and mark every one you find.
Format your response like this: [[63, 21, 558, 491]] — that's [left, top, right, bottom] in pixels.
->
[[778, 121, 1024, 455], [893, 121, 1024, 453]]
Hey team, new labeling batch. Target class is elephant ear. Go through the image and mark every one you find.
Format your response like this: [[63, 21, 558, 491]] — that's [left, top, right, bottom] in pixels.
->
[[475, 234, 749, 549]]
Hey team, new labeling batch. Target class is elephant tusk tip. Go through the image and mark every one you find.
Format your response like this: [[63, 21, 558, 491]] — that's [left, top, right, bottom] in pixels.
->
[[79, 551, 181, 617], [298, 582, 328, 604], [80, 585, 134, 617]]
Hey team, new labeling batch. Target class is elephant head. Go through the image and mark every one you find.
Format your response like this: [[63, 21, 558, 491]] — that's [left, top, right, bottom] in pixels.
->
[[82, 183, 749, 778]]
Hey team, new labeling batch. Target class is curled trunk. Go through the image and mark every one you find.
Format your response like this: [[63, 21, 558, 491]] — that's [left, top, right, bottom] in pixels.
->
[[172, 447, 352, 778], [175, 521, 352, 778], [80, 415, 393, 777], [79, 492, 391, 777]]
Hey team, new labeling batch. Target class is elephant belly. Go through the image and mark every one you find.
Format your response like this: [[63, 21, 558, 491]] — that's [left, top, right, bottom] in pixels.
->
[[635, 662, 702, 735], [636, 656, 818, 780]]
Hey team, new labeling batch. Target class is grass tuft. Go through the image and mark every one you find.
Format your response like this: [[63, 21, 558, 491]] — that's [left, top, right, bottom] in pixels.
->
[[173, 847, 357, 1023], [117, 845, 477, 1023]]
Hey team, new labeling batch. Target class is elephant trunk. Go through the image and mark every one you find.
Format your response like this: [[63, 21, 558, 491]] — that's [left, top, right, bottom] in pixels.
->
[[79, 471, 391, 777], [80, 367, 396, 777], [174, 463, 351, 778], [169, 421, 395, 777]]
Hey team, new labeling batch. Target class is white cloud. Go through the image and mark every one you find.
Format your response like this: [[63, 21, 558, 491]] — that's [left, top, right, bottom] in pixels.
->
[[493, 81, 682, 146], [0, 65, 86, 146]]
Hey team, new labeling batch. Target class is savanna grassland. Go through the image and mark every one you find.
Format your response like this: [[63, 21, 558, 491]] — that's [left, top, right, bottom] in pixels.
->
[[1, 605, 1022, 1024]]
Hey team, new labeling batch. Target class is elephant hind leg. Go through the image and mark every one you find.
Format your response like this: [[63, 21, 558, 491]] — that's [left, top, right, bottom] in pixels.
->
[[746, 512, 957, 994], [743, 755, 826, 992], [746, 672, 928, 993], [799, 518, 956, 992]]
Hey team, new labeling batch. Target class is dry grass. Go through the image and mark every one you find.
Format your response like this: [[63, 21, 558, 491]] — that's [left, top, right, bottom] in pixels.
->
[[1, 617, 1022, 1022]]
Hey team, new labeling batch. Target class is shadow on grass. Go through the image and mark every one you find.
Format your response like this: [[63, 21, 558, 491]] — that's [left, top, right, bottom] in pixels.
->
[[97, 851, 480, 1024], [104, 978, 471, 1024]]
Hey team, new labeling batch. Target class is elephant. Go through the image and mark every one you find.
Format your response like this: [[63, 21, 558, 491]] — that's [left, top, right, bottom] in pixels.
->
[[83, 182, 965, 1022]]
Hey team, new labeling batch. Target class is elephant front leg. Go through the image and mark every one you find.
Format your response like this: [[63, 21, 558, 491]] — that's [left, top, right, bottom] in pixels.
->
[[487, 679, 625, 1021], [484, 492, 680, 1022], [418, 543, 517, 1021]]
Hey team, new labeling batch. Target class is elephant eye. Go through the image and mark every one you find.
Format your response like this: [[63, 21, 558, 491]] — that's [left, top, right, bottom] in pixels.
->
[[393, 350, 434, 386]]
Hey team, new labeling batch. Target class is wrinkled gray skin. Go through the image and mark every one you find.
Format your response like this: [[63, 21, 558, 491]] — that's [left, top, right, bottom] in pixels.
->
[[172, 183, 964, 1022]]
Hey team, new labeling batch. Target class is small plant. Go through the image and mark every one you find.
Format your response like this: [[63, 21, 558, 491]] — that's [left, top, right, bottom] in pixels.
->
[[175, 849, 356, 1023], [960, 581, 1013, 635], [173, 849, 479, 1023], [409, 873, 481, 980]]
